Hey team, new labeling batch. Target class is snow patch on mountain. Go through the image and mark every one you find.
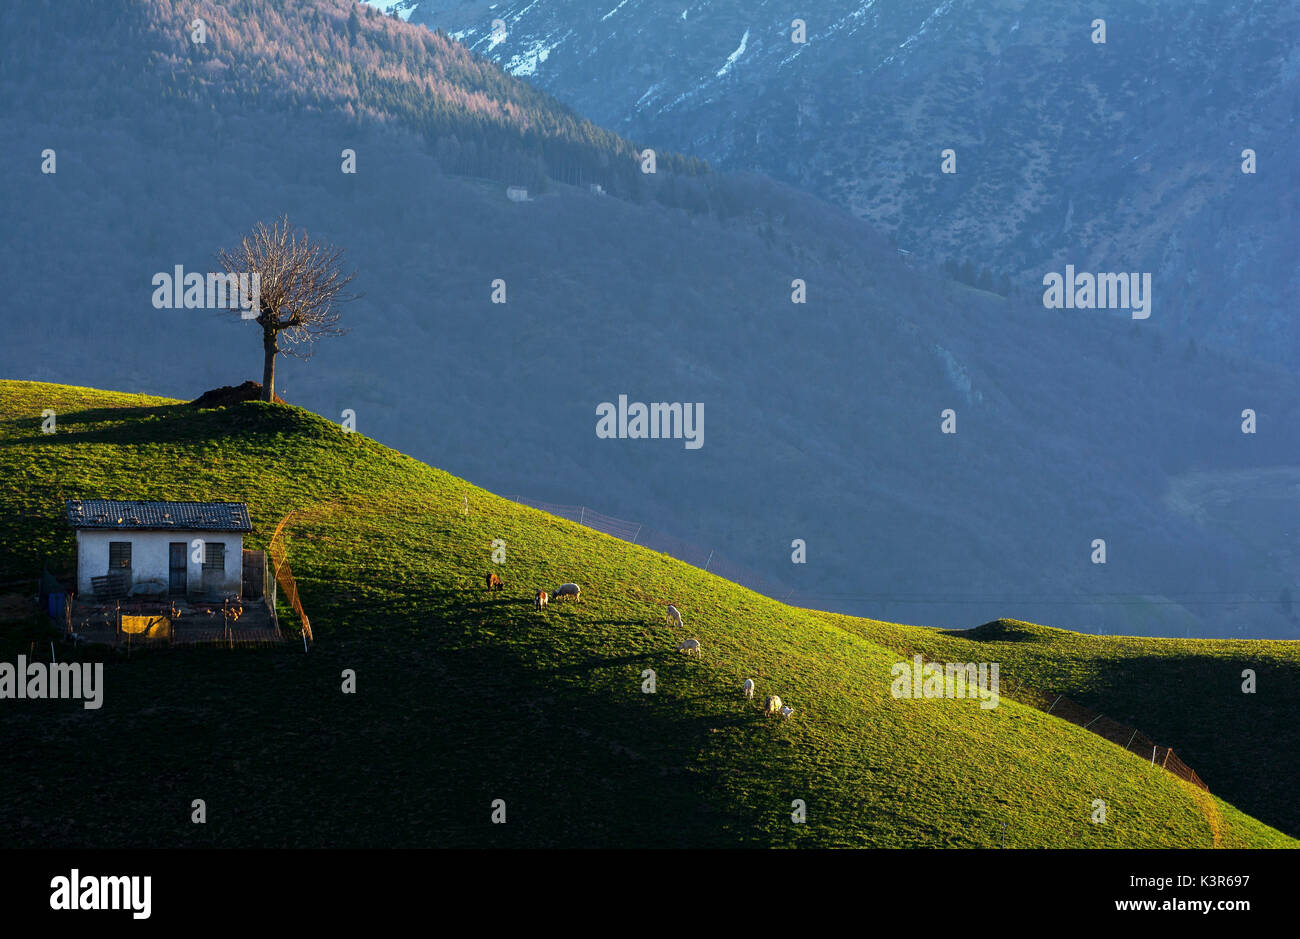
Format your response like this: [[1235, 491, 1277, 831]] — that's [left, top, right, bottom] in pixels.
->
[[602, 0, 631, 22], [716, 28, 750, 78], [505, 33, 570, 77], [781, 2, 878, 69], [635, 82, 664, 111], [934, 344, 981, 405], [362, 0, 420, 22], [876, 0, 955, 72]]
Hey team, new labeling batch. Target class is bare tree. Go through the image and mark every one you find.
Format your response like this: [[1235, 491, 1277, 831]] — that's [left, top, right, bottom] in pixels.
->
[[218, 216, 357, 402]]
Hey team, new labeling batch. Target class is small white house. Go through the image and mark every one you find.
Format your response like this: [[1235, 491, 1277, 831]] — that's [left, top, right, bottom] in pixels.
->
[[506, 186, 529, 202], [67, 499, 253, 600]]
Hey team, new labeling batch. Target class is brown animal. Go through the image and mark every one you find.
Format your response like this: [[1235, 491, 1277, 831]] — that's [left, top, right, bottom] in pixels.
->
[[535, 590, 549, 610], [486, 571, 503, 591]]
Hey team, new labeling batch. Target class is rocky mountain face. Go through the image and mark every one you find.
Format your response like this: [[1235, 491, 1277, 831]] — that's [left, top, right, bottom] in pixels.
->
[[401, 0, 1300, 364]]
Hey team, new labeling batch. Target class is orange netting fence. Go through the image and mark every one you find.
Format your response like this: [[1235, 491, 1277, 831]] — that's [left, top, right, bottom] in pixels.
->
[[989, 671, 1208, 791], [883, 646, 1208, 793], [1028, 685, 1206, 790], [268, 509, 316, 643]]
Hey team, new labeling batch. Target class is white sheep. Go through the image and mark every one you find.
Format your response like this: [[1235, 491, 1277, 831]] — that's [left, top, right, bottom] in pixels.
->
[[666, 604, 683, 628], [552, 583, 581, 603], [677, 638, 701, 656], [780, 706, 794, 720], [764, 694, 784, 716], [742, 678, 755, 700]]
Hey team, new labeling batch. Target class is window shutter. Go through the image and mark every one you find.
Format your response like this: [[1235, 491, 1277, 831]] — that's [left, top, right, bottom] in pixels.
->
[[109, 542, 132, 569], [203, 541, 225, 572]]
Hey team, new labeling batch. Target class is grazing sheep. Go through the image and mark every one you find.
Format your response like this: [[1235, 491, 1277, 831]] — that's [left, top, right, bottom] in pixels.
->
[[742, 678, 755, 700], [666, 604, 683, 628], [764, 695, 784, 716], [553, 583, 581, 603], [780, 706, 794, 720], [534, 589, 549, 610], [677, 638, 702, 656], [486, 571, 503, 591]]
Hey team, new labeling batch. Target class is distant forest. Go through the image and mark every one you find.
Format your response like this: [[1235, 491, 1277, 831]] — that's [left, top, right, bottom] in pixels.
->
[[4, 0, 709, 198]]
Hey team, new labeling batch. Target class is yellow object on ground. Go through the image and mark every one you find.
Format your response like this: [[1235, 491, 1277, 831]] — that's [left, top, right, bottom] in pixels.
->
[[120, 615, 171, 638]]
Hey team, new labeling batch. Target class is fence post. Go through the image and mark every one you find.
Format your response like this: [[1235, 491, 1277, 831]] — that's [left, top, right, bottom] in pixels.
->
[[632, 524, 641, 544], [704, 550, 714, 571], [579, 507, 585, 526]]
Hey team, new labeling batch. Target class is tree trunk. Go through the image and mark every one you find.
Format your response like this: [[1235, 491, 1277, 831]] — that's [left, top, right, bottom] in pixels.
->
[[261, 334, 277, 402]]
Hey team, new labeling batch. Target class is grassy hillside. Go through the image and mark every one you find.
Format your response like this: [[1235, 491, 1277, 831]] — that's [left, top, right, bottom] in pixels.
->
[[0, 380, 1293, 848], [816, 614, 1300, 840]]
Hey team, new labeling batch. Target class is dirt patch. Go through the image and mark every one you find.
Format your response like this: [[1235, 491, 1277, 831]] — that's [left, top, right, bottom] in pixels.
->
[[191, 381, 286, 408]]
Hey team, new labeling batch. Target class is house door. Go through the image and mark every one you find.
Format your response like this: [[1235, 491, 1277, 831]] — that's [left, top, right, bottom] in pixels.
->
[[168, 542, 188, 596]]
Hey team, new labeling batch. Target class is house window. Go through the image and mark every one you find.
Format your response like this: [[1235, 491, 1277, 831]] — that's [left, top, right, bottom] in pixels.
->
[[108, 542, 132, 570], [203, 541, 225, 573]]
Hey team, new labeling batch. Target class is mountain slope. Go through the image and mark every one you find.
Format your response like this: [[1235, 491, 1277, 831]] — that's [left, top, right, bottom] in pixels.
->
[[817, 614, 1300, 839], [408, 0, 1300, 364], [1, 0, 705, 194], [0, 380, 1294, 848]]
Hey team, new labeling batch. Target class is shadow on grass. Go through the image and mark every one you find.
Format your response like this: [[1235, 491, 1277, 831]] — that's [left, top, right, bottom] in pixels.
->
[[1063, 653, 1300, 841], [0, 402, 312, 449], [551, 651, 656, 673]]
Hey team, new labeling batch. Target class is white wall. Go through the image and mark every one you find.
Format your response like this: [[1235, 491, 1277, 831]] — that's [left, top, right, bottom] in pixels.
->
[[76, 529, 244, 598]]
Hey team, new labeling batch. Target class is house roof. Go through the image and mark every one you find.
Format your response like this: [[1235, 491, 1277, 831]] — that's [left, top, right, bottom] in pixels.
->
[[66, 500, 253, 532]]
